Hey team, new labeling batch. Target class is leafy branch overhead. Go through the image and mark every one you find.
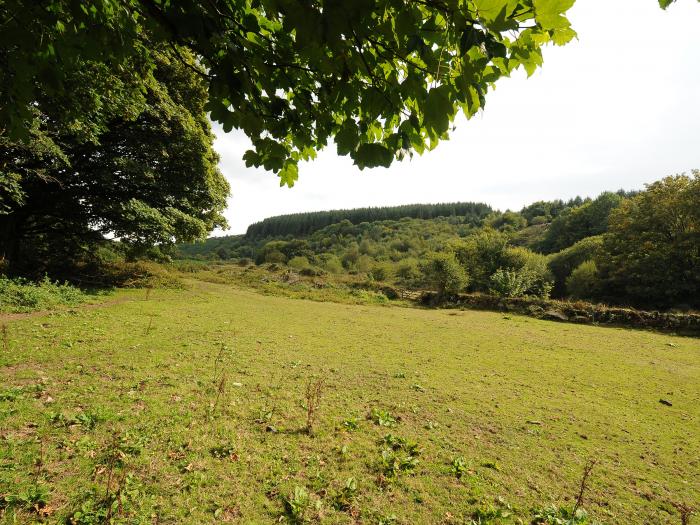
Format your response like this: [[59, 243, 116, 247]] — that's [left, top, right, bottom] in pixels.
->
[[1, 0, 695, 186]]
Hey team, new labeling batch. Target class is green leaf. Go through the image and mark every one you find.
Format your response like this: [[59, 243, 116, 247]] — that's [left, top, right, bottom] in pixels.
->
[[279, 161, 299, 187], [352, 143, 394, 169], [423, 86, 452, 137], [459, 26, 485, 56], [335, 122, 360, 156], [533, 0, 575, 31]]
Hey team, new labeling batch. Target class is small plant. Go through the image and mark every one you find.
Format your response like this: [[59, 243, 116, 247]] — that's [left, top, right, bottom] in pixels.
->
[[209, 444, 237, 460], [531, 505, 594, 524], [379, 434, 421, 479], [369, 408, 397, 427], [376, 513, 398, 525], [451, 456, 469, 479], [331, 477, 358, 511], [282, 486, 319, 524], [304, 377, 325, 435], [341, 417, 359, 431], [1, 483, 49, 514], [470, 502, 513, 524]]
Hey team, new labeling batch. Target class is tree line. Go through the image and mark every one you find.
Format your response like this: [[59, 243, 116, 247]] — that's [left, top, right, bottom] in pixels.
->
[[245, 202, 493, 239]]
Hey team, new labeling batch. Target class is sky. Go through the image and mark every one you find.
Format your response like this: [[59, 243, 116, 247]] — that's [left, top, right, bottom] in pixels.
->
[[212, 0, 700, 235]]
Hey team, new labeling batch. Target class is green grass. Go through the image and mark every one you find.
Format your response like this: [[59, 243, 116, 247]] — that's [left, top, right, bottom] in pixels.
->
[[1, 281, 698, 524]]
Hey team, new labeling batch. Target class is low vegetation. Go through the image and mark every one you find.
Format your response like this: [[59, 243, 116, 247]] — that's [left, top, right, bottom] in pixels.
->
[[0, 276, 91, 313]]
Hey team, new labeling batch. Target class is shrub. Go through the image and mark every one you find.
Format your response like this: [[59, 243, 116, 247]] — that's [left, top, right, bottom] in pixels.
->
[[0, 276, 88, 313], [369, 262, 394, 282], [288, 256, 311, 270], [395, 259, 421, 285], [419, 252, 468, 298], [548, 236, 603, 297], [489, 269, 530, 298], [566, 260, 601, 300], [319, 254, 343, 274]]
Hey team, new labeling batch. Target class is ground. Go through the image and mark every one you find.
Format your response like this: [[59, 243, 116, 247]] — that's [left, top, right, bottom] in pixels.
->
[[1, 280, 698, 524]]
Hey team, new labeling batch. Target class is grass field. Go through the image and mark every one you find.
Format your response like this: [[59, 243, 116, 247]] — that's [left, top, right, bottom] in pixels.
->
[[1, 281, 698, 524]]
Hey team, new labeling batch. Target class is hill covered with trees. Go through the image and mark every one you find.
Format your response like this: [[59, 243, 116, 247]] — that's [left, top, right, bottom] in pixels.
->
[[245, 202, 493, 239], [178, 174, 699, 310]]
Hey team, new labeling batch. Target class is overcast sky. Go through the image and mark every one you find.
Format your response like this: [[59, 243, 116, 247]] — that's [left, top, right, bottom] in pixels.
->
[[212, 0, 700, 235]]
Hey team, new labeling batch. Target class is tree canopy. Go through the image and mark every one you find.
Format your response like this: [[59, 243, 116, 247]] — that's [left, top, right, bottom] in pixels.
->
[[2, 0, 691, 188], [0, 48, 229, 274]]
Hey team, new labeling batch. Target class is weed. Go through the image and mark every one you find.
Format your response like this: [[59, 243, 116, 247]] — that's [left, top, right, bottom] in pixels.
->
[[531, 505, 596, 524], [0, 483, 49, 514], [1, 323, 7, 352], [210, 444, 237, 460], [67, 473, 149, 524], [208, 341, 233, 419], [144, 314, 155, 336], [469, 501, 513, 524], [481, 460, 501, 471], [379, 434, 421, 479], [282, 486, 320, 523], [341, 417, 359, 431], [331, 477, 358, 511], [369, 408, 398, 427], [375, 512, 398, 524], [571, 459, 597, 517], [672, 502, 696, 525], [451, 456, 469, 479], [304, 377, 325, 435]]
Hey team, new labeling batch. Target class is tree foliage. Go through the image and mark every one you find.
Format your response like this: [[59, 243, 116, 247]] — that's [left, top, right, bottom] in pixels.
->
[[0, 49, 229, 273], [1, 0, 588, 186], [537, 192, 624, 254], [597, 173, 700, 308], [420, 252, 468, 297]]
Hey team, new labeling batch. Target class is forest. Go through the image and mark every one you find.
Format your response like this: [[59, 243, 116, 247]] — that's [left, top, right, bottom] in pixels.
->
[[178, 175, 699, 310]]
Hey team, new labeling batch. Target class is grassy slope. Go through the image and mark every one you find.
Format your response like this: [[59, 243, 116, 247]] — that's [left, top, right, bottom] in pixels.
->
[[1, 282, 698, 524]]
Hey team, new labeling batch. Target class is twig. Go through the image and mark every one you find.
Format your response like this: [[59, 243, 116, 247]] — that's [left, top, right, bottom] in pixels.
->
[[572, 459, 597, 516]]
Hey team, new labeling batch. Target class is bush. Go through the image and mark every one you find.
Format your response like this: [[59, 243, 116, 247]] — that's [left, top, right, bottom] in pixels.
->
[[547, 236, 603, 297], [566, 260, 601, 300], [395, 259, 421, 285], [0, 276, 88, 313], [369, 262, 394, 282], [288, 256, 311, 270], [489, 269, 530, 298], [319, 254, 343, 274], [420, 253, 468, 298]]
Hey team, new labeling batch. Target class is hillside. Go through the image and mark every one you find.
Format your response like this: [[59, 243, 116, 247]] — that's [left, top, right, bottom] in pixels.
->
[[2, 281, 698, 523]]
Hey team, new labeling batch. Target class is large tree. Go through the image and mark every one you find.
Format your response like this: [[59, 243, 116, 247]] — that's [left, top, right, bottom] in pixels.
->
[[0, 49, 229, 273], [2, 0, 691, 189], [597, 173, 700, 308]]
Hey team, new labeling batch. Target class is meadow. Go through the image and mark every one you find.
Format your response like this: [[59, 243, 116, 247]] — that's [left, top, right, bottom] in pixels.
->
[[1, 280, 698, 524]]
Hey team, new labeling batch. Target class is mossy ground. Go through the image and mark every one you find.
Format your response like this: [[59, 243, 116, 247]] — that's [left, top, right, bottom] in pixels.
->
[[1, 280, 698, 523]]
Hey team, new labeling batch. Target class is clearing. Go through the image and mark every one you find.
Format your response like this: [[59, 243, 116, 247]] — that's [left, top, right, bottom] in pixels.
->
[[1, 282, 698, 523]]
